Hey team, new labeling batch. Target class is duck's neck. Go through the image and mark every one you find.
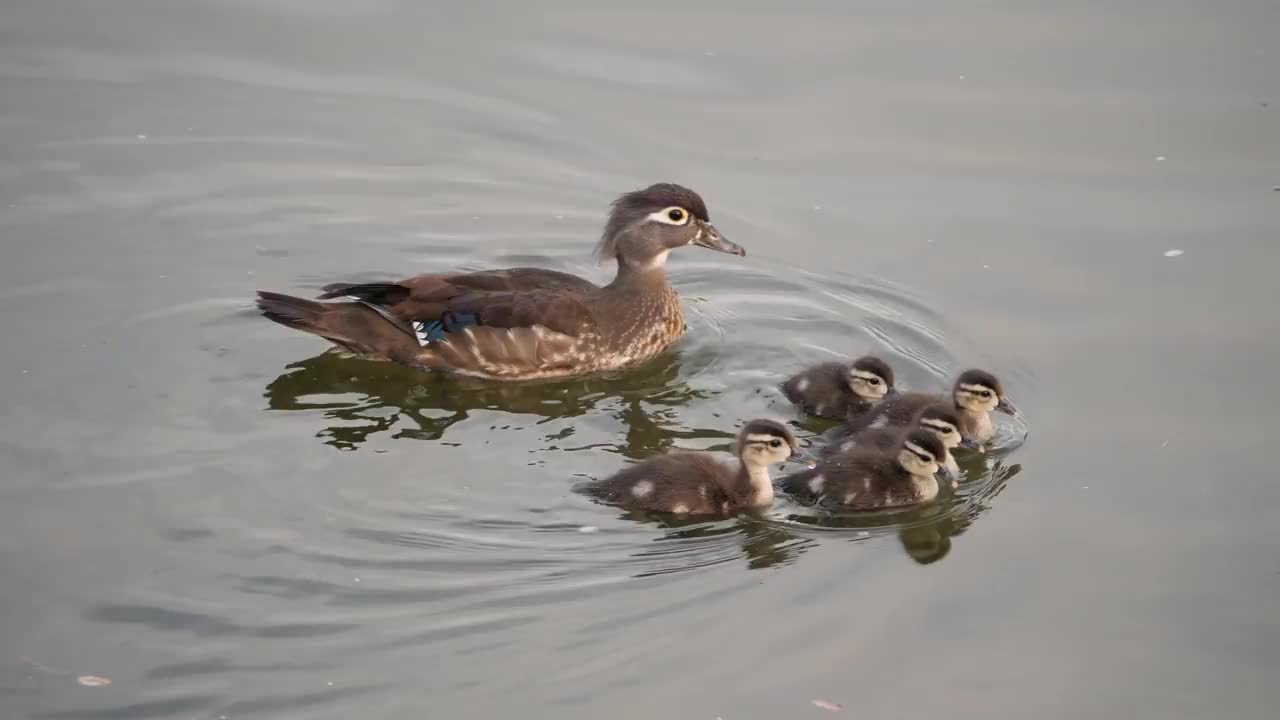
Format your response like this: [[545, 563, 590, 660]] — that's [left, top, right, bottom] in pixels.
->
[[955, 404, 993, 442], [736, 461, 775, 507], [605, 254, 670, 292]]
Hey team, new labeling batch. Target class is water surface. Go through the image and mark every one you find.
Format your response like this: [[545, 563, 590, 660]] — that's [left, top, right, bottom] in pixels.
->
[[2, 1, 1278, 718]]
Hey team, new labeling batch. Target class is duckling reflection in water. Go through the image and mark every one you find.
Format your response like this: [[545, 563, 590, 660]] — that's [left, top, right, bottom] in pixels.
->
[[578, 419, 803, 516], [780, 355, 896, 420], [780, 429, 949, 510], [824, 402, 966, 485], [842, 368, 1018, 446]]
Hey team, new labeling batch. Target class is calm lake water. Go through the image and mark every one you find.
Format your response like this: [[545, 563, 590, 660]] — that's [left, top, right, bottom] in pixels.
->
[[2, 1, 1278, 718]]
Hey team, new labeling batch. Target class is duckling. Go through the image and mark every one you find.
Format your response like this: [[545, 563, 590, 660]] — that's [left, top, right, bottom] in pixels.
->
[[824, 402, 964, 482], [579, 419, 801, 515], [255, 183, 745, 381], [780, 428, 948, 510], [841, 368, 1018, 445], [780, 355, 896, 420]]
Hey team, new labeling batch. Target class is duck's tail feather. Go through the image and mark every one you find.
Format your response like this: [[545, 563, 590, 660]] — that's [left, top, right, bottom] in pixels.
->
[[256, 291, 420, 362]]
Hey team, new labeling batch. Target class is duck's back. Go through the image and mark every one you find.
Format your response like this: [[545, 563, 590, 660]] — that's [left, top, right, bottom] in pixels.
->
[[822, 425, 901, 459], [781, 362, 851, 418], [842, 391, 940, 433], [586, 452, 736, 514], [782, 452, 926, 510]]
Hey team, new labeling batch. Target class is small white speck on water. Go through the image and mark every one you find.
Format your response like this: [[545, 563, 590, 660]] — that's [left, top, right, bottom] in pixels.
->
[[704, 50, 716, 57], [21, 369, 28, 374], [1161, 439, 1169, 448], [471, 215, 480, 220], [578, 525, 599, 534], [1164, 249, 1184, 258], [136, 133, 147, 140], [77, 675, 111, 687], [554, 214, 564, 220], [958, 74, 966, 80], [327, 682, 334, 687], [857, 531, 870, 538], [813, 205, 822, 211], [1155, 155, 1166, 162], [352, 577, 361, 583], [1082, 486, 1089, 490], [983, 264, 991, 269]]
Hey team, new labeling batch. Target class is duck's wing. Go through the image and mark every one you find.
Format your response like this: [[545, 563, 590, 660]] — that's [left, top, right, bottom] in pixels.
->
[[318, 268, 600, 322]]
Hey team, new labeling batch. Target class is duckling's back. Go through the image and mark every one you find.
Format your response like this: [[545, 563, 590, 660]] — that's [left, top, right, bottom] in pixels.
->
[[842, 391, 940, 433], [781, 362, 851, 418], [781, 451, 927, 510], [584, 452, 736, 514]]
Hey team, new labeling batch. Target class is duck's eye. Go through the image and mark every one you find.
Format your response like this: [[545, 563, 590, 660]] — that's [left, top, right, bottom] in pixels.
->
[[979, 390, 992, 399], [868, 378, 880, 385], [769, 439, 782, 448], [667, 208, 686, 223]]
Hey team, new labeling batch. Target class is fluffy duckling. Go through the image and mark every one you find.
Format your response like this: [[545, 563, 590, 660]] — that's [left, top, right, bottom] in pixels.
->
[[780, 355, 896, 420], [580, 419, 801, 515], [824, 402, 964, 482], [780, 429, 948, 510], [841, 368, 1017, 445]]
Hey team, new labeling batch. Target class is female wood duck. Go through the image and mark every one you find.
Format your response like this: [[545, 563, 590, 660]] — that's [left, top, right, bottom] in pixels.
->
[[780, 355, 895, 420], [779, 428, 948, 510], [839, 369, 1018, 446], [823, 402, 965, 483], [579, 419, 801, 516], [255, 183, 745, 381]]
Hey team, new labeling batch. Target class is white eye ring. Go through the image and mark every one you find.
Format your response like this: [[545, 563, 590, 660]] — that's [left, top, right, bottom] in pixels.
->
[[648, 206, 690, 226]]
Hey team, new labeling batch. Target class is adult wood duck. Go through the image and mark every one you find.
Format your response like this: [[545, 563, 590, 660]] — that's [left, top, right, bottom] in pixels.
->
[[578, 419, 802, 516], [255, 183, 744, 381]]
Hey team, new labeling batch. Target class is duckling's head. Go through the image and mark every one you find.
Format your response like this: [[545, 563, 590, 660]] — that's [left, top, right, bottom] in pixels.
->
[[846, 355, 895, 401], [736, 419, 801, 468], [896, 429, 946, 478], [952, 369, 1019, 416], [915, 403, 963, 449], [596, 183, 745, 270]]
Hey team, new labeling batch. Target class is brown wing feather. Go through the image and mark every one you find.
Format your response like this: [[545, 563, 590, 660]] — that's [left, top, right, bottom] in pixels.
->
[[414, 324, 584, 379]]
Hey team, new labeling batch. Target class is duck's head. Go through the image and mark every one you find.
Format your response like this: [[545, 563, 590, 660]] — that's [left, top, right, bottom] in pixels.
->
[[846, 355, 895, 402], [915, 402, 963, 450], [735, 418, 803, 468], [896, 429, 947, 479], [952, 369, 1018, 417], [596, 183, 744, 270]]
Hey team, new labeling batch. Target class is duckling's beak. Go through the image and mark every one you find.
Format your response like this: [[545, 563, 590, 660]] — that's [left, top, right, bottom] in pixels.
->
[[937, 464, 956, 486], [958, 437, 984, 452], [691, 220, 745, 256], [789, 445, 818, 469], [996, 396, 1019, 417], [884, 385, 898, 396]]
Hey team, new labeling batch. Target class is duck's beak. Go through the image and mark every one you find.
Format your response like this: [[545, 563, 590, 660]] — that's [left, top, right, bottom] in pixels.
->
[[789, 445, 818, 469], [996, 396, 1019, 417], [958, 437, 983, 452], [692, 220, 745, 256], [937, 464, 956, 486]]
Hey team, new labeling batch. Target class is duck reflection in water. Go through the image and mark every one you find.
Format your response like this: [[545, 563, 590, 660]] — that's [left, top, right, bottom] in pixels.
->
[[262, 347, 708, 454]]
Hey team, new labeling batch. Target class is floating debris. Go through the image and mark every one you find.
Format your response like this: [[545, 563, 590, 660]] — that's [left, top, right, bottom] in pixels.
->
[[812, 699, 843, 712], [578, 525, 599, 534], [77, 675, 111, 687], [1163, 249, 1184, 258], [1155, 155, 1166, 162]]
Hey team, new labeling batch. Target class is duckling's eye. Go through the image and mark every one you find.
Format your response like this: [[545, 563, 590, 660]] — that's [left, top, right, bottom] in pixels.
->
[[769, 439, 782, 448], [867, 378, 881, 386], [668, 208, 687, 223], [979, 390, 992, 399]]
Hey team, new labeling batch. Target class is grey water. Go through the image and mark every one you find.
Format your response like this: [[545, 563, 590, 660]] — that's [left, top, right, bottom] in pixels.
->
[[1, 1, 1278, 718]]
